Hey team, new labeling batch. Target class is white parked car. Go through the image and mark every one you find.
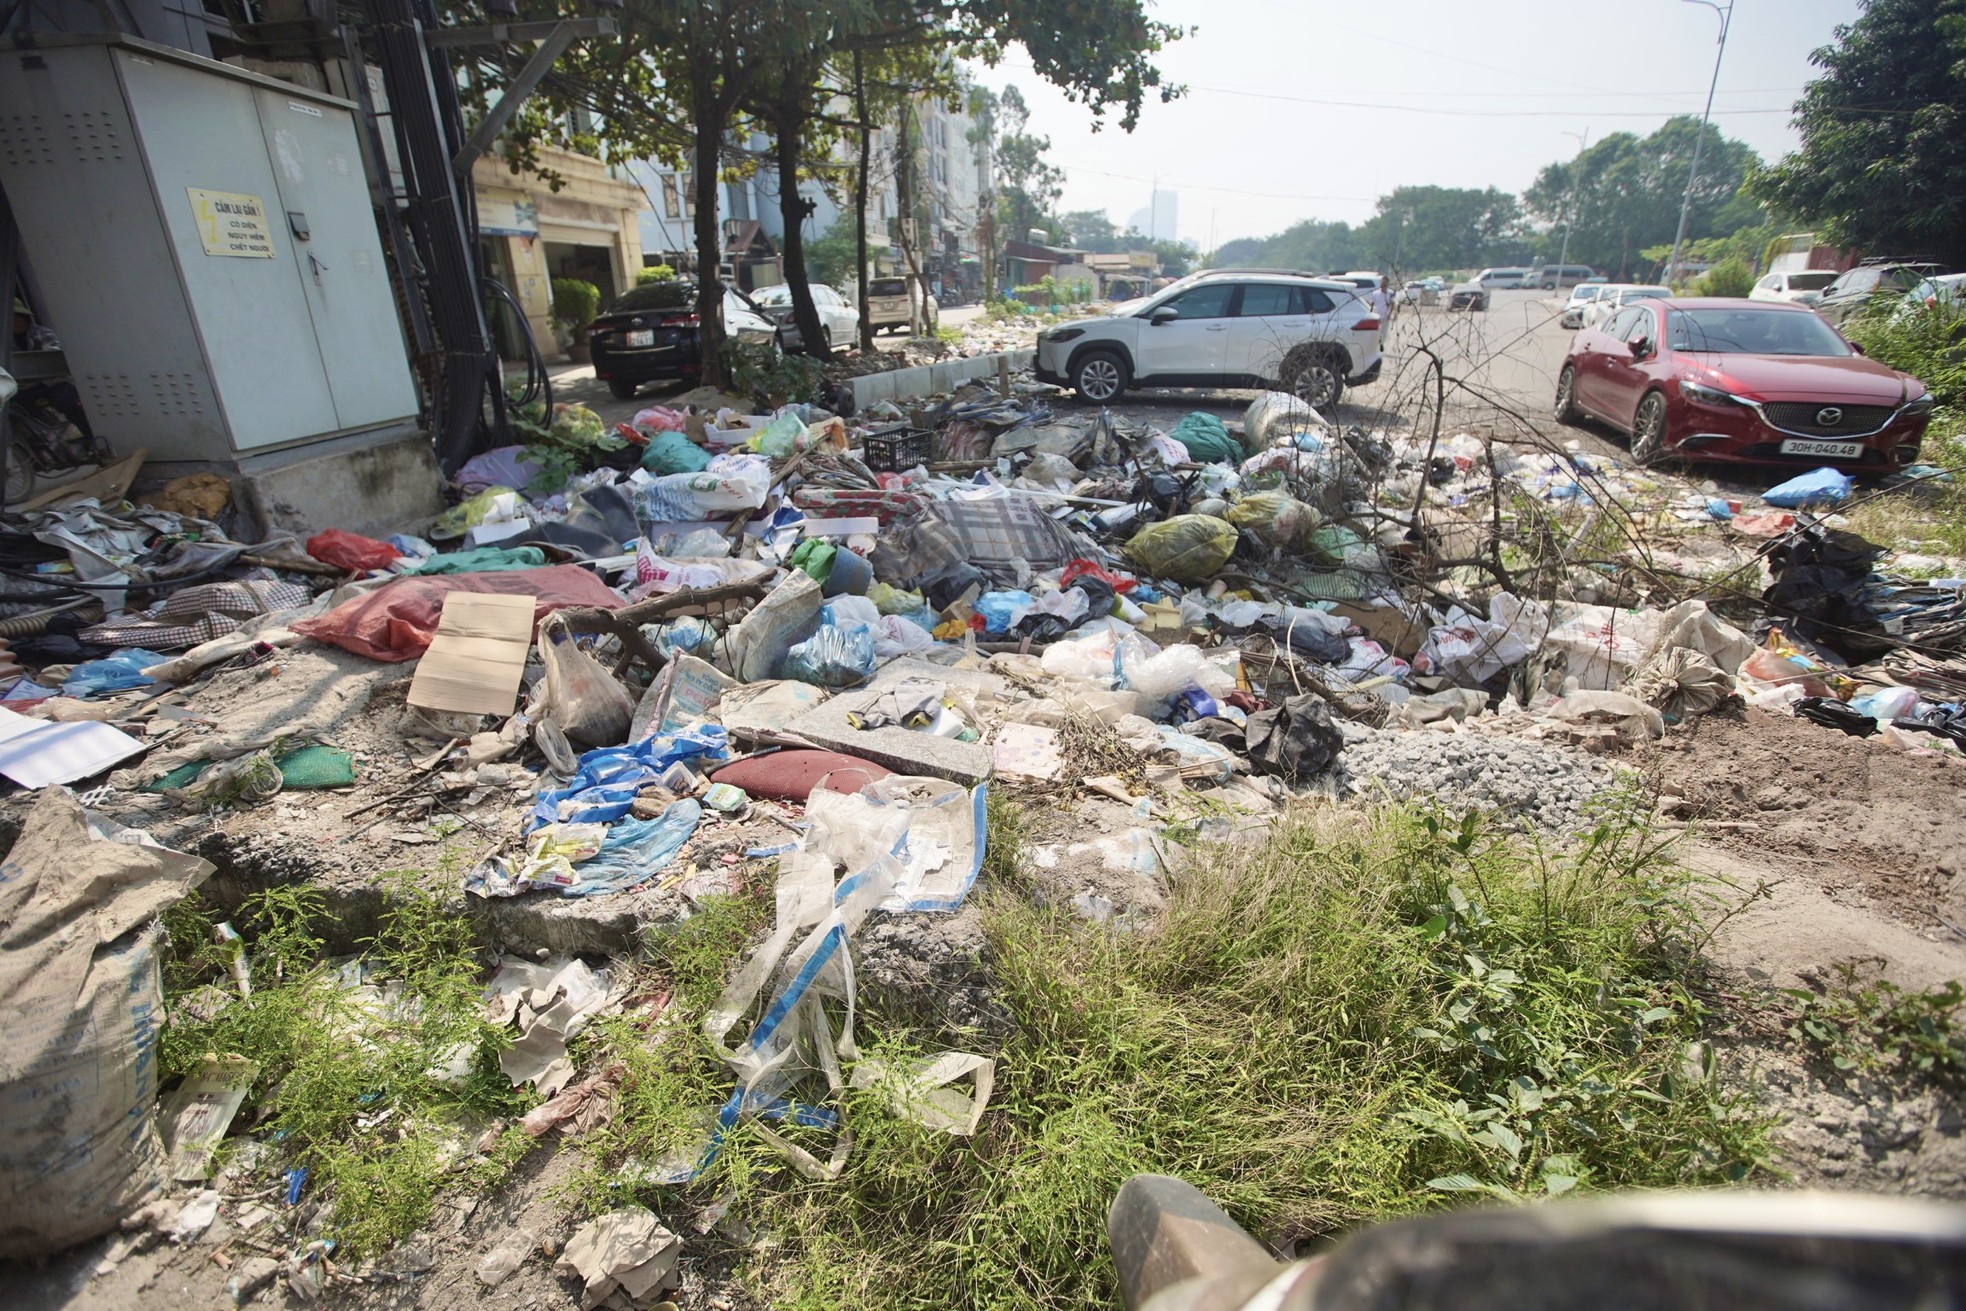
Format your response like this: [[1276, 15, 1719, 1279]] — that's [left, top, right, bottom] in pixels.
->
[[1579, 284, 1670, 331], [1033, 269, 1383, 409], [846, 275, 940, 334], [750, 282, 859, 354], [1748, 270, 1839, 307], [1559, 283, 1613, 329], [1471, 267, 1537, 290]]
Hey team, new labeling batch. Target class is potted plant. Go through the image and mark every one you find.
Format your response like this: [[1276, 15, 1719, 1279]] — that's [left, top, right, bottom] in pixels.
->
[[550, 277, 601, 363]]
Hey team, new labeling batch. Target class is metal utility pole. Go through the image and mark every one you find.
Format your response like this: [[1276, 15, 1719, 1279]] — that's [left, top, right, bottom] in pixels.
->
[[1664, 0, 1733, 289], [1556, 128, 1589, 279]]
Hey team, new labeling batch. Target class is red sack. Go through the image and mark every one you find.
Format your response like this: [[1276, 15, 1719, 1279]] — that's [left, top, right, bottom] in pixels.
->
[[307, 529, 400, 573], [292, 566, 622, 662]]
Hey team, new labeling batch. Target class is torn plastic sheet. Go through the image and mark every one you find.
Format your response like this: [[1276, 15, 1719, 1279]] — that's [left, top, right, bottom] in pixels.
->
[[556, 1207, 681, 1311], [486, 957, 622, 1098], [648, 779, 993, 1184], [849, 1052, 995, 1135]]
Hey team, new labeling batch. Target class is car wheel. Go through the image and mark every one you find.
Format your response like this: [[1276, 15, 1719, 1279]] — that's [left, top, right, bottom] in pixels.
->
[[1072, 349, 1128, 403], [1630, 390, 1670, 466], [607, 378, 640, 400], [1553, 364, 1582, 425], [1543, 282, 1556, 291], [1280, 345, 1344, 411], [3, 439, 35, 506]]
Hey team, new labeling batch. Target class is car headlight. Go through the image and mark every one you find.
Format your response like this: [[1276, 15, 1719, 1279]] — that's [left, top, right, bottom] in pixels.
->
[[1903, 394, 1935, 414], [1680, 380, 1745, 407], [1040, 327, 1084, 344]]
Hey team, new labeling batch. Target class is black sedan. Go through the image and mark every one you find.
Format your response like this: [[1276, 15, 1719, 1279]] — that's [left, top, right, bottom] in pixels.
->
[[588, 282, 780, 400]]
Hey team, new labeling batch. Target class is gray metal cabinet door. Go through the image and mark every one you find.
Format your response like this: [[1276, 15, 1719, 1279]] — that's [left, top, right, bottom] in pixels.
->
[[252, 88, 419, 434], [115, 50, 341, 450]]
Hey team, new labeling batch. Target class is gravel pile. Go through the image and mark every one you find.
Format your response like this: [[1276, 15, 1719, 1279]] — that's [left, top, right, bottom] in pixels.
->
[[1335, 721, 1634, 832]]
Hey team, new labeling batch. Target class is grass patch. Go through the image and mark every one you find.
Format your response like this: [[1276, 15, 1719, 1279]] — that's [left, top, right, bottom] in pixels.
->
[[581, 802, 1770, 1309], [159, 873, 528, 1259], [1841, 307, 1966, 556]]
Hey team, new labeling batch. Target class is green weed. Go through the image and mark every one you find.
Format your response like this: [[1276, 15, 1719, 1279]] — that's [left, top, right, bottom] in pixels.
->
[[1785, 958, 1966, 1090], [581, 802, 1770, 1310], [159, 876, 528, 1259]]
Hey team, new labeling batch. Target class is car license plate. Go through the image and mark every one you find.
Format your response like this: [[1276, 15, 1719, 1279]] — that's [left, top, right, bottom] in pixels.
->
[[1779, 438, 1863, 459], [625, 329, 655, 347]]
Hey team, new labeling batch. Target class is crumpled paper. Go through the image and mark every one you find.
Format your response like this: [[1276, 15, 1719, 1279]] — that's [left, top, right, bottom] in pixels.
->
[[555, 1207, 680, 1309], [485, 957, 621, 1098]]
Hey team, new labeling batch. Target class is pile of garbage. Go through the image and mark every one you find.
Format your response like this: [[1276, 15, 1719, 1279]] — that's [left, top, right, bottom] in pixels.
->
[[1, 370, 1963, 1296]]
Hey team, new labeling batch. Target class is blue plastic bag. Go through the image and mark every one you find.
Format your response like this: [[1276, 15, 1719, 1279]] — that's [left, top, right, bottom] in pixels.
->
[[531, 726, 728, 829], [976, 590, 1036, 635], [1762, 466, 1853, 509], [782, 623, 876, 687], [62, 649, 167, 698], [563, 799, 701, 896]]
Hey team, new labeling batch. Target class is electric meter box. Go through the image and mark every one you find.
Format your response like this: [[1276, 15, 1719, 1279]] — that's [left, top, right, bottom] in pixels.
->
[[0, 35, 420, 464]]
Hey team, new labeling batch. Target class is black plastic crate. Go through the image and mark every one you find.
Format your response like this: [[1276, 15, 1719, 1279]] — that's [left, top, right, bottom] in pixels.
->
[[861, 422, 933, 472]]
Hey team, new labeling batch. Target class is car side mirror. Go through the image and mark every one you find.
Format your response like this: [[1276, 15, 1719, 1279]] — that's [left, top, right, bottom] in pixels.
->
[[1150, 307, 1179, 325], [1628, 336, 1652, 359], [1848, 340, 1867, 356]]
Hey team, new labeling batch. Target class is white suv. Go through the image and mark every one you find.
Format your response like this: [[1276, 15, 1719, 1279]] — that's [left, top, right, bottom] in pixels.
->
[[1033, 270, 1383, 409]]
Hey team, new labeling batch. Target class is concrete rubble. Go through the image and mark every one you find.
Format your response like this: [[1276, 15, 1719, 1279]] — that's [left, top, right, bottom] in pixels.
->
[[0, 368, 1962, 1301]]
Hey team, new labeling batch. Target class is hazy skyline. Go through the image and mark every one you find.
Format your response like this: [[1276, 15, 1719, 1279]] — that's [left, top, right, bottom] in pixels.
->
[[980, 0, 1864, 249]]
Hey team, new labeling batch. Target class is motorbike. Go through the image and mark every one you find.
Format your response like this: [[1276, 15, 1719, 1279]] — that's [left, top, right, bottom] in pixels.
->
[[0, 366, 113, 505]]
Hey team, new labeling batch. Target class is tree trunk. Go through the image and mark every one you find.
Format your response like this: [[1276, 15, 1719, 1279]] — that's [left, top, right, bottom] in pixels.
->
[[691, 82, 728, 388], [853, 48, 873, 351], [773, 104, 830, 359]]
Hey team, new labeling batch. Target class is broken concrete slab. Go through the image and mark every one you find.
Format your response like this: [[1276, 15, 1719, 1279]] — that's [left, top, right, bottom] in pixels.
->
[[783, 659, 1003, 785]]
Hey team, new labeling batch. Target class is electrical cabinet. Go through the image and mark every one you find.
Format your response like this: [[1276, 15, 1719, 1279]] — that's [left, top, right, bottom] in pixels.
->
[[0, 35, 419, 462]]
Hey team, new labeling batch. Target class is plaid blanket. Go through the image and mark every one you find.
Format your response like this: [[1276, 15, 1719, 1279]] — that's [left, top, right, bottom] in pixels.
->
[[80, 579, 312, 651]]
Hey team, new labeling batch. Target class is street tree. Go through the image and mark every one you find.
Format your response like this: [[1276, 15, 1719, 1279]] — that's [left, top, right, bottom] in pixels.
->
[[1357, 186, 1526, 274], [1751, 0, 1966, 266], [1524, 117, 1759, 278], [992, 86, 1064, 248]]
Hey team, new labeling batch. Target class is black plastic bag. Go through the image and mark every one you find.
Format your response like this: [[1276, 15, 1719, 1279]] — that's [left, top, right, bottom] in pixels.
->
[[1793, 696, 1877, 738], [1243, 693, 1344, 780]]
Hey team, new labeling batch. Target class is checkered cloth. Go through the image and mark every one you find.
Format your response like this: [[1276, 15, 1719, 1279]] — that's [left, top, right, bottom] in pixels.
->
[[790, 487, 930, 524], [872, 496, 1089, 589], [80, 578, 312, 651]]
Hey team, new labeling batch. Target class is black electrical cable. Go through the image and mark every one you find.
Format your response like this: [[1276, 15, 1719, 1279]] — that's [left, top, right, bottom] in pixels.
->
[[483, 276, 552, 415]]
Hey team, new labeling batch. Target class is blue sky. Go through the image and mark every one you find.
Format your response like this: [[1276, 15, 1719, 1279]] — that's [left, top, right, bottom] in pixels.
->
[[979, 0, 1863, 247]]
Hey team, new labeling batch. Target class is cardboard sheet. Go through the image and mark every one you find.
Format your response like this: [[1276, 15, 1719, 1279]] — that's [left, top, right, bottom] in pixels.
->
[[407, 591, 535, 716], [0, 704, 147, 787]]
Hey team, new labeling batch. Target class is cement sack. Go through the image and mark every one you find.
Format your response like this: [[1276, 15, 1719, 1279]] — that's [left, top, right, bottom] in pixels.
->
[[0, 790, 214, 1257], [1242, 391, 1325, 453]]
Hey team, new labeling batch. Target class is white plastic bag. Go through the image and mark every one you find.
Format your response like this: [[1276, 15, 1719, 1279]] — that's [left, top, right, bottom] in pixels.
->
[[538, 616, 635, 747], [1124, 644, 1237, 703], [724, 571, 822, 683]]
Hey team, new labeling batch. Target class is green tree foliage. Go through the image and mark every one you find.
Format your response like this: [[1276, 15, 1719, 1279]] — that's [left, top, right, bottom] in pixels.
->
[[1208, 219, 1361, 273], [994, 86, 1064, 247], [1752, 0, 1966, 266], [1524, 117, 1762, 278], [1357, 185, 1527, 274], [803, 218, 862, 287], [1693, 257, 1754, 297], [1059, 208, 1121, 251]]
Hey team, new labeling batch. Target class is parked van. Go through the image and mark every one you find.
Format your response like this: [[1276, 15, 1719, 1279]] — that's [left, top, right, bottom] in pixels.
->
[[1537, 264, 1597, 290], [1473, 268, 1534, 290]]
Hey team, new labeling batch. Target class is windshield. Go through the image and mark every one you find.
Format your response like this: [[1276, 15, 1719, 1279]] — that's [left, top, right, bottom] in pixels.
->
[[1667, 308, 1853, 357], [1623, 288, 1670, 302], [1786, 271, 1837, 291], [750, 285, 793, 306], [608, 282, 694, 312], [868, 278, 908, 297]]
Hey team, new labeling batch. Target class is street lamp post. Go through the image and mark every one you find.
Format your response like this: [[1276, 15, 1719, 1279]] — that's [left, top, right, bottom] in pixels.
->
[[1556, 128, 1589, 284], [1665, 0, 1734, 289]]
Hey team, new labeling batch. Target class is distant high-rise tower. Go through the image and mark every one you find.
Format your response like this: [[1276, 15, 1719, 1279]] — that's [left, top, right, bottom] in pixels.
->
[[1126, 189, 1179, 243]]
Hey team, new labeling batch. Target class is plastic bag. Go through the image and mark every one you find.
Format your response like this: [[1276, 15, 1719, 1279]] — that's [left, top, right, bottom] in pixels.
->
[[789, 538, 839, 584], [869, 583, 925, 615], [1123, 643, 1237, 703], [1226, 491, 1321, 547], [1242, 392, 1325, 452], [1039, 619, 1157, 685], [821, 595, 881, 629], [783, 623, 876, 687], [645, 616, 717, 662], [1124, 515, 1238, 581], [632, 454, 773, 521], [63, 648, 168, 698], [641, 429, 711, 475], [1060, 559, 1137, 594], [431, 486, 521, 541], [307, 529, 400, 572], [1762, 466, 1853, 508], [873, 614, 936, 659], [1849, 686, 1921, 721], [562, 800, 702, 896], [977, 590, 1037, 635], [755, 413, 807, 458], [1022, 453, 1081, 487], [538, 617, 635, 748]]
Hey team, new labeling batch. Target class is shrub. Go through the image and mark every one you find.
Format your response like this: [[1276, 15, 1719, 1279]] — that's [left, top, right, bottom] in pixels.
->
[[1693, 257, 1753, 298], [636, 264, 677, 285], [550, 277, 601, 339], [1845, 301, 1966, 411]]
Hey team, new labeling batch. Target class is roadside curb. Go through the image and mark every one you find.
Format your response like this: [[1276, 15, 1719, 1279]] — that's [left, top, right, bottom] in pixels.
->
[[846, 349, 1036, 407]]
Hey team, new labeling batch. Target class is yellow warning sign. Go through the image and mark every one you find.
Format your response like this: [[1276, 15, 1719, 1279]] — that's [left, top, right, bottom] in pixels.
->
[[187, 188, 275, 258]]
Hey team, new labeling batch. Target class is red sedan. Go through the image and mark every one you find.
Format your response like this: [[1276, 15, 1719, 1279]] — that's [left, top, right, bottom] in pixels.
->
[[1554, 296, 1933, 468]]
